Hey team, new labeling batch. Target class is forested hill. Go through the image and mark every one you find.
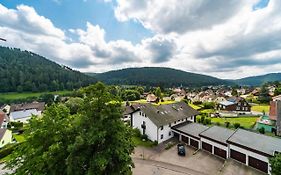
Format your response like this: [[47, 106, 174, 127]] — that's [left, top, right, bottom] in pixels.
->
[[0, 47, 96, 92], [233, 73, 281, 86], [91, 67, 232, 87]]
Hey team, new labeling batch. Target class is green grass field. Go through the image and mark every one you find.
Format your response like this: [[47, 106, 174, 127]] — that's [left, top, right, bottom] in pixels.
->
[[0, 90, 72, 100], [132, 136, 155, 147], [13, 134, 26, 143], [251, 105, 270, 113], [188, 102, 202, 110], [131, 99, 176, 106], [197, 116, 259, 129]]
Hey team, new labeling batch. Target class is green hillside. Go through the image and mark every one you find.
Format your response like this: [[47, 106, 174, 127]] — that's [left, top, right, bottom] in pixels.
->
[[0, 46, 96, 92], [234, 73, 281, 86], [91, 67, 232, 87]]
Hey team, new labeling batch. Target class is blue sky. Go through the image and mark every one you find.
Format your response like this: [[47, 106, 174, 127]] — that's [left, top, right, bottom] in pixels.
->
[[0, 0, 281, 79], [1, 0, 152, 43]]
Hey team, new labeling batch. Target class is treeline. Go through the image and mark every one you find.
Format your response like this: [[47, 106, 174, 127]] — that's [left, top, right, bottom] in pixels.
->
[[0, 47, 96, 93]]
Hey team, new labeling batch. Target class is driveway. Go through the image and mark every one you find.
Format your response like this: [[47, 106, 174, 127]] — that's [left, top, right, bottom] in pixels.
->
[[133, 145, 266, 175]]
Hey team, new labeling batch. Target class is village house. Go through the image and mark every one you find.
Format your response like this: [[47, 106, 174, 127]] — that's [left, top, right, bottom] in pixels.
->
[[269, 97, 281, 136], [217, 97, 251, 113], [146, 93, 158, 103], [131, 102, 199, 143], [0, 111, 9, 128], [9, 102, 45, 123], [0, 128, 12, 148], [172, 123, 281, 174]]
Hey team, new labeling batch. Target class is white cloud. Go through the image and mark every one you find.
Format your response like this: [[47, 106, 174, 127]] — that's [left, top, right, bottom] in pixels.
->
[[1, 1, 281, 79]]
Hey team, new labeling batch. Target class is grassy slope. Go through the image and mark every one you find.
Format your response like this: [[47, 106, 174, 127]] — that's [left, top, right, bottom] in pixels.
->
[[0, 90, 71, 100]]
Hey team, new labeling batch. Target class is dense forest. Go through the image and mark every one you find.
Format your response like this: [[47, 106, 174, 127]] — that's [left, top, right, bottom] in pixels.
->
[[0, 47, 96, 92], [91, 67, 233, 87]]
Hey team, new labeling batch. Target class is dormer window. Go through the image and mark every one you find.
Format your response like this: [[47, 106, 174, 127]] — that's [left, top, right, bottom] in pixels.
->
[[160, 126, 163, 130]]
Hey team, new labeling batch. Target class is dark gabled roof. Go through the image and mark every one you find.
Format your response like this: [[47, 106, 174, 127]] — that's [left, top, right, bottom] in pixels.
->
[[199, 126, 235, 145], [227, 129, 281, 156], [123, 105, 135, 115], [172, 122, 209, 139], [139, 101, 199, 127], [10, 102, 45, 112], [0, 128, 7, 140]]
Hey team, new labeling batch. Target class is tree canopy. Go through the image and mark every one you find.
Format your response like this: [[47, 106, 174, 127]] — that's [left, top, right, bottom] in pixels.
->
[[6, 82, 134, 175], [270, 153, 281, 175], [0, 46, 96, 93]]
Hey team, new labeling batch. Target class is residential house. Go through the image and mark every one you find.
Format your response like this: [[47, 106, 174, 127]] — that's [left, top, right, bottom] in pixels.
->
[[217, 97, 251, 113], [214, 96, 227, 104], [0, 105, 10, 115], [0, 111, 8, 128], [9, 102, 45, 123], [172, 123, 281, 174], [146, 94, 158, 103], [131, 102, 199, 143], [0, 128, 12, 148]]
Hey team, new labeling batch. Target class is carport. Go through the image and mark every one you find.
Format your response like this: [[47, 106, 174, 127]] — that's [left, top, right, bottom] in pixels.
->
[[227, 129, 281, 174], [199, 126, 235, 159], [172, 123, 209, 149]]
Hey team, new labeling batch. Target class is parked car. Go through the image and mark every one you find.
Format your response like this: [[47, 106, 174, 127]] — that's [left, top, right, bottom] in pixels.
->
[[177, 143, 186, 156]]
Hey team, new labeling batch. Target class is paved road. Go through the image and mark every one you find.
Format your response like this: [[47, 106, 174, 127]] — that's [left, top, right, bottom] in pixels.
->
[[133, 158, 207, 175]]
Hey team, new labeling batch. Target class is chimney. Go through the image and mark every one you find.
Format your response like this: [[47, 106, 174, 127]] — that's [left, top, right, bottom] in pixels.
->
[[276, 101, 281, 136]]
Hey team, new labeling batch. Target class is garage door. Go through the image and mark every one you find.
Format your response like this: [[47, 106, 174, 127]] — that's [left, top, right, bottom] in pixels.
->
[[214, 147, 227, 159], [248, 156, 268, 173], [202, 142, 212, 153], [190, 138, 199, 149], [230, 149, 246, 164], [182, 136, 189, 144]]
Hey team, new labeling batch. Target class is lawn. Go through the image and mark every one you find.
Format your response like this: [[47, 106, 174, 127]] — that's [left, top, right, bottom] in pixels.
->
[[197, 116, 259, 129], [131, 99, 176, 106], [13, 134, 26, 143], [0, 90, 72, 100], [188, 102, 202, 110], [251, 105, 270, 113], [132, 136, 156, 147], [211, 117, 259, 129]]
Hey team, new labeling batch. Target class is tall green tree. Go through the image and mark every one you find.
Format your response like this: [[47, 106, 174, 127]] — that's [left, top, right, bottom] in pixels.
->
[[6, 104, 75, 175], [6, 82, 135, 175], [270, 153, 281, 175], [155, 87, 162, 99]]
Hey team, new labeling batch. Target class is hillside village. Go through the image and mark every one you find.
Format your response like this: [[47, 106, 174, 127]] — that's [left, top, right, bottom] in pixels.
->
[[1, 82, 281, 174]]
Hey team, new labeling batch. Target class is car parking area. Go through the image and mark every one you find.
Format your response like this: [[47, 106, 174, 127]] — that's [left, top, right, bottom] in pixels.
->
[[133, 144, 266, 175]]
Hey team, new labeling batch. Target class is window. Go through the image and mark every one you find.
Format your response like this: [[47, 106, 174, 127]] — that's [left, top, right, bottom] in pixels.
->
[[245, 107, 248, 111], [160, 134, 163, 139], [160, 126, 163, 130], [236, 107, 240, 110], [174, 121, 176, 124], [169, 132, 171, 136], [244, 103, 247, 106], [139, 112, 141, 115], [169, 123, 171, 127]]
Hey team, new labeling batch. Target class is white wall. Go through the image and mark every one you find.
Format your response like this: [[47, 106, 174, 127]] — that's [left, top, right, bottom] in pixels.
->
[[0, 130, 12, 148], [132, 111, 158, 142]]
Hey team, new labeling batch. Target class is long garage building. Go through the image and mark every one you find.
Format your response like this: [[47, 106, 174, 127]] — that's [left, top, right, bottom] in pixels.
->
[[172, 123, 281, 174], [227, 129, 281, 174]]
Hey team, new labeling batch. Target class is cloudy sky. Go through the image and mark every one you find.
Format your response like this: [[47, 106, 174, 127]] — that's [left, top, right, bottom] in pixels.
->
[[1, 0, 281, 79]]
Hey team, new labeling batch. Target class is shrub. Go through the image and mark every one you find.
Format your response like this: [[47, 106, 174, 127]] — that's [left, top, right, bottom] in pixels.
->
[[193, 101, 202, 105], [200, 116, 205, 123], [259, 127, 265, 134], [205, 118, 211, 125], [196, 118, 201, 123], [216, 122, 221, 126], [233, 123, 241, 129], [133, 128, 141, 137], [0, 144, 17, 159], [141, 134, 148, 140], [225, 122, 230, 128], [202, 102, 215, 109]]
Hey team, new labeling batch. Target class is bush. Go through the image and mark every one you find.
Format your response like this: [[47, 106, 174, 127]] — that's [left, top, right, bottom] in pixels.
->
[[216, 122, 221, 126], [133, 128, 141, 137], [225, 122, 230, 128], [205, 118, 211, 125], [196, 118, 201, 123], [202, 102, 215, 109], [233, 123, 240, 129], [0, 144, 17, 159], [193, 101, 202, 105], [200, 116, 205, 123], [259, 127, 265, 134], [141, 134, 148, 140]]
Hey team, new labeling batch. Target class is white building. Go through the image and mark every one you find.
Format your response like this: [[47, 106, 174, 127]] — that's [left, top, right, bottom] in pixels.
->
[[0, 128, 12, 148], [131, 101, 199, 143], [9, 102, 45, 123]]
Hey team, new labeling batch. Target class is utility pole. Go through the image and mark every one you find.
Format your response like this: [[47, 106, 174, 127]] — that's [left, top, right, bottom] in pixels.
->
[[0, 38, 7, 42]]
